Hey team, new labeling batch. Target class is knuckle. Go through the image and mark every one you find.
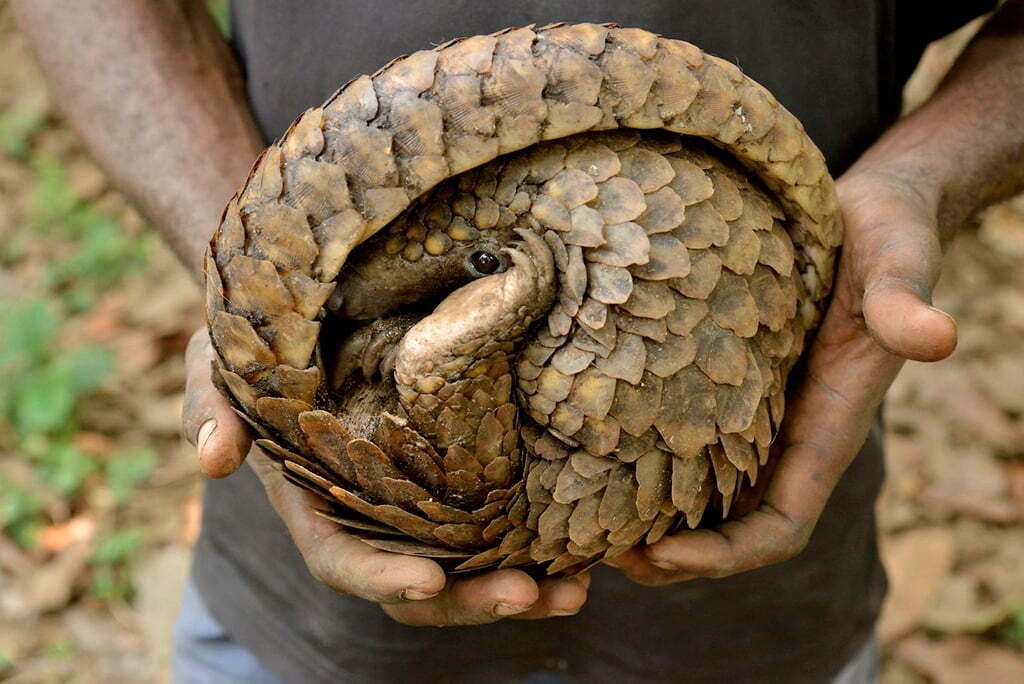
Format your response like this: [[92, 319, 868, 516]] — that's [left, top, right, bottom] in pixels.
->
[[635, 575, 670, 587], [761, 528, 811, 568], [181, 379, 225, 446], [625, 567, 664, 587], [627, 573, 654, 586], [786, 529, 812, 558], [305, 555, 356, 598], [179, 395, 207, 445], [381, 605, 420, 626], [702, 551, 739, 579], [305, 554, 334, 588], [707, 563, 737, 579], [385, 604, 457, 628]]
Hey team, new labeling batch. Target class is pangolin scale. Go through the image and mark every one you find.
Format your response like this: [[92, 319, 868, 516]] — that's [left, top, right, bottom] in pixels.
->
[[205, 23, 841, 575]]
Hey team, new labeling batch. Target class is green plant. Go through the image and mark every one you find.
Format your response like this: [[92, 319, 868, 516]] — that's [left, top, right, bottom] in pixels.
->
[[206, 0, 231, 37], [105, 447, 157, 505], [0, 300, 115, 546], [27, 153, 148, 310], [0, 476, 43, 549], [0, 152, 155, 562], [998, 606, 1024, 651], [1, 311, 114, 438], [0, 109, 46, 159], [27, 153, 79, 233], [43, 639, 76, 660], [89, 528, 145, 602]]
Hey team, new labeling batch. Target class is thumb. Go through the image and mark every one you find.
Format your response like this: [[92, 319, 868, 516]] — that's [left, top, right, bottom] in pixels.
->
[[841, 175, 959, 363], [862, 275, 957, 362], [183, 329, 253, 477]]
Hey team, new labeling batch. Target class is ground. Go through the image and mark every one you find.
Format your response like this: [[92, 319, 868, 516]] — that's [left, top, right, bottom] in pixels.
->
[[0, 6, 1022, 684]]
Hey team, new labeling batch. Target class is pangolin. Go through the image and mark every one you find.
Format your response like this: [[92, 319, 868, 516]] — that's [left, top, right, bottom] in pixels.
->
[[205, 23, 842, 575]]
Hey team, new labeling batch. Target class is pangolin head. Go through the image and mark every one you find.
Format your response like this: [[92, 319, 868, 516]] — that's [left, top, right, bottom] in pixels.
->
[[329, 147, 570, 392]]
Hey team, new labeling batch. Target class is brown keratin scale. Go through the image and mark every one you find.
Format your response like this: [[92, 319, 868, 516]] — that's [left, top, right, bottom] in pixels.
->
[[205, 22, 841, 575]]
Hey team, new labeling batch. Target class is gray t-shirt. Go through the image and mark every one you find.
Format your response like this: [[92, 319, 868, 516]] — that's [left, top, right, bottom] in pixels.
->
[[192, 2, 993, 682]]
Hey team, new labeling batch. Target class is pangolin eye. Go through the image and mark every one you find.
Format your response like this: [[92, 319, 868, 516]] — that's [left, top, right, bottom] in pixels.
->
[[468, 250, 502, 276]]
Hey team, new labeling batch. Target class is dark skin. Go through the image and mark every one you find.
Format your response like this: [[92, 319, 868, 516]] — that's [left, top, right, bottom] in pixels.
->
[[14, 0, 1024, 621]]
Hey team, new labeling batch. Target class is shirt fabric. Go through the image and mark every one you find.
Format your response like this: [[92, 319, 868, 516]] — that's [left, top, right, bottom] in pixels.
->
[[192, 2, 994, 682], [171, 578, 880, 683]]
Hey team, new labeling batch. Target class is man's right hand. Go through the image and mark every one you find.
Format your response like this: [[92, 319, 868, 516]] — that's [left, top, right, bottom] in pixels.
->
[[182, 329, 589, 627]]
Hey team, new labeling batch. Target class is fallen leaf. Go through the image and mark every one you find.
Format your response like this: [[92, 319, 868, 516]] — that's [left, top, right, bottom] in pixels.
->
[[919, 486, 1022, 524], [0, 534, 34, 575], [133, 391, 186, 436], [133, 544, 192, 672], [879, 526, 956, 644], [1006, 460, 1024, 505], [71, 431, 116, 456], [895, 634, 1024, 684], [37, 515, 95, 553], [64, 155, 107, 200], [181, 496, 201, 547], [901, 17, 984, 113], [8, 541, 92, 617], [980, 199, 1024, 259], [924, 573, 1014, 635], [110, 329, 161, 375], [938, 371, 1020, 452], [919, 445, 1017, 521], [972, 356, 1024, 417]]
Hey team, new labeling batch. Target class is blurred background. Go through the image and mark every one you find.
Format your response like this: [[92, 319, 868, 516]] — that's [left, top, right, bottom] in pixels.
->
[[0, 4, 1022, 683]]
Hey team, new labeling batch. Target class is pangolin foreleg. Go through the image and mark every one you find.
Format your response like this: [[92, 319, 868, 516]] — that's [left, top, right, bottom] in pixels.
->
[[393, 228, 556, 457]]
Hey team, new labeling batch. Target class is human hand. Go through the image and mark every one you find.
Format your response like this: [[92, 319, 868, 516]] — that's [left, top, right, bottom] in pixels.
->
[[182, 329, 589, 625], [607, 165, 958, 585]]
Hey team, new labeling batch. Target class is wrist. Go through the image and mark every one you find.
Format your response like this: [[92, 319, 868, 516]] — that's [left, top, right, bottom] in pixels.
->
[[843, 4, 1024, 238]]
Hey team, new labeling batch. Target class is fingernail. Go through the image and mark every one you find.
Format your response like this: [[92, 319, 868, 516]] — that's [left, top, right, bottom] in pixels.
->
[[197, 419, 217, 456], [401, 588, 439, 601], [549, 608, 580, 617], [493, 602, 530, 616]]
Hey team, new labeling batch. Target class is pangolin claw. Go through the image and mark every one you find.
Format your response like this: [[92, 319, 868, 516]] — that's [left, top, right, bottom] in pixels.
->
[[332, 316, 417, 390]]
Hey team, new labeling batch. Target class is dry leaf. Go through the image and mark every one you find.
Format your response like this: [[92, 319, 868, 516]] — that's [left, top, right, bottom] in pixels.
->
[[895, 634, 1024, 684], [878, 526, 955, 644]]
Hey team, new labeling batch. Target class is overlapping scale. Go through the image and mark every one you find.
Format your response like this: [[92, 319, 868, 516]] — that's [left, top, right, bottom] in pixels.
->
[[206, 23, 840, 574]]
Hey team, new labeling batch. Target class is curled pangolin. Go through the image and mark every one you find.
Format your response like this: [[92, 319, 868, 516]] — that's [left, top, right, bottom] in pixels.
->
[[205, 23, 842, 575]]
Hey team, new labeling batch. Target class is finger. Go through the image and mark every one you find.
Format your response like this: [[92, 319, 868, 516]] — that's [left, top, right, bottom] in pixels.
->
[[862, 274, 957, 362], [842, 180, 958, 362], [182, 330, 251, 477], [605, 549, 696, 586], [644, 505, 808, 578], [512, 572, 591, 619], [255, 450, 447, 603], [382, 569, 540, 627]]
